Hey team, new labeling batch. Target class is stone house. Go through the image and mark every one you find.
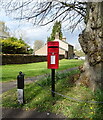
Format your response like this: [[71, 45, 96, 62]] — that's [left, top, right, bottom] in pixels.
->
[[35, 33, 74, 59]]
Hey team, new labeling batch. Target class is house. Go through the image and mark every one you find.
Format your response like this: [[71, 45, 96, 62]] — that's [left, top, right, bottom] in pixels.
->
[[35, 33, 74, 59], [0, 22, 10, 39]]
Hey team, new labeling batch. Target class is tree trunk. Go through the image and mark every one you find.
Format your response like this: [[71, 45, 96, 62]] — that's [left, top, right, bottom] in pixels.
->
[[77, 2, 103, 91]]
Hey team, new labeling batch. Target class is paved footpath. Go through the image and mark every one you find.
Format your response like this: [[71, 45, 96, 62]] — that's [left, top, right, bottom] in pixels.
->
[[1, 67, 78, 119], [1, 107, 66, 119], [2, 67, 78, 93]]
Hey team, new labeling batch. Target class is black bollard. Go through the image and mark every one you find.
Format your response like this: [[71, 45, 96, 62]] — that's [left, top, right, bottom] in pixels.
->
[[17, 71, 25, 104]]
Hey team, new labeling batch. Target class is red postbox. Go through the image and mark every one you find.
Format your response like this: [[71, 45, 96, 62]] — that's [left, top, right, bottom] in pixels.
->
[[47, 41, 59, 69]]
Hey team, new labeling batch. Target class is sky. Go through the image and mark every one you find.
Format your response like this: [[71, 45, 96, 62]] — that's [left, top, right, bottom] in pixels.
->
[[0, 6, 84, 49]]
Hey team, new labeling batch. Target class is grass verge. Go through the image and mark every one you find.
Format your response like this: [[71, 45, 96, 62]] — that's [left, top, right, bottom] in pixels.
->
[[1, 69, 103, 119], [1, 59, 84, 82]]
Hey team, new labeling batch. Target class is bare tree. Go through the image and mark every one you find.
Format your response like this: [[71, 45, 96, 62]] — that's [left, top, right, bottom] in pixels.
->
[[34, 40, 44, 52], [1, 0, 86, 30], [75, 43, 82, 51], [1, 0, 103, 91], [78, 2, 103, 91], [0, 21, 10, 38]]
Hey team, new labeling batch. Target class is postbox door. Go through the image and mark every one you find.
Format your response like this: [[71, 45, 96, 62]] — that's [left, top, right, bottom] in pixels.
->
[[48, 52, 59, 69]]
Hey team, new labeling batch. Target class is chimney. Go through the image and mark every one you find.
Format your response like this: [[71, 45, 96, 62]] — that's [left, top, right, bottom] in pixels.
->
[[62, 37, 66, 41], [55, 32, 59, 40]]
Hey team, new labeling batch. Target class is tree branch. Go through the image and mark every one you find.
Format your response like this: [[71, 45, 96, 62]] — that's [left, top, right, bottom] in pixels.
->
[[1, 0, 87, 31]]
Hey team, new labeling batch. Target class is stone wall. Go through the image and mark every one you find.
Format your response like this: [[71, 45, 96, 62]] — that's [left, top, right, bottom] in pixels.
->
[[1, 54, 64, 65]]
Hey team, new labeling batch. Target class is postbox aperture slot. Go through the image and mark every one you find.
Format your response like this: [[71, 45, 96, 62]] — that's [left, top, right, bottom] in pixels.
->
[[48, 46, 59, 48]]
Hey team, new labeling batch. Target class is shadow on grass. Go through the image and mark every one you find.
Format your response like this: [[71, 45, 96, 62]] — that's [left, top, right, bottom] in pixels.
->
[[19, 72, 103, 119], [92, 90, 103, 119], [3, 72, 87, 116]]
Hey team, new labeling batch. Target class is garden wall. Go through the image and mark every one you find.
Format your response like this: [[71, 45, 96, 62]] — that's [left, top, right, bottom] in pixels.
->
[[1, 54, 64, 65]]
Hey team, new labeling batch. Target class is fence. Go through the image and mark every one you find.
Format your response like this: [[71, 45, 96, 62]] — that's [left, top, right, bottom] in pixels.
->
[[29, 75, 103, 104], [1, 54, 64, 65]]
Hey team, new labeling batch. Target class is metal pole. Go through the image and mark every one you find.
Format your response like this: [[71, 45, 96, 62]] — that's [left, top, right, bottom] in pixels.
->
[[51, 69, 55, 97]]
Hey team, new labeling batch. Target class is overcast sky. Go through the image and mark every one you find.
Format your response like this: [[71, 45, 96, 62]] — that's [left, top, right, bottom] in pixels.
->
[[0, 7, 84, 49]]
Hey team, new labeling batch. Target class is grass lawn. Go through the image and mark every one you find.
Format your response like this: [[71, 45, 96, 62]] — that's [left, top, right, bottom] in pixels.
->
[[2, 69, 103, 119], [1, 59, 84, 82]]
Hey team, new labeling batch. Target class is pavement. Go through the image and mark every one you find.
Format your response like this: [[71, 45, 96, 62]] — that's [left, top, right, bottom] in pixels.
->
[[2, 67, 78, 93], [2, 74, 45, 93], [1, 107, 66, 119], [1, 67, 78, 119]]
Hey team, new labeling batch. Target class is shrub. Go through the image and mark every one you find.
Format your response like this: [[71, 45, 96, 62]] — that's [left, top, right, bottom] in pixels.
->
[[1, 37, 30, 54]]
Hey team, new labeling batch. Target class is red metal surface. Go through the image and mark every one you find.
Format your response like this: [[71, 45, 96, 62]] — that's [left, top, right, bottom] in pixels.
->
[[47, 41, 59, 69]]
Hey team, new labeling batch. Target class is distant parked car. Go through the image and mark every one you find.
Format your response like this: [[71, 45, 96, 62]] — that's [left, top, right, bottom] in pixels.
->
[[74, 55, 79, 59], [74, 56, 78, 59], [78, 56, 85, 60]]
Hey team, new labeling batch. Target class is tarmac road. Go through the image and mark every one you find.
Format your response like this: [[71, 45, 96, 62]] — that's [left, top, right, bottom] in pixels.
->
[[1, 107, 66, 119]]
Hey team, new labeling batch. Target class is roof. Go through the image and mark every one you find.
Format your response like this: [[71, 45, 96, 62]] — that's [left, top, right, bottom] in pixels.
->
[[35, 38, 74, 53], [54, 39, 73, 47], [59, 47, 68, 52]]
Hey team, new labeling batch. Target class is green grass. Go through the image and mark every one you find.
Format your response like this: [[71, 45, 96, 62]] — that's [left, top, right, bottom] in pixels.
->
[[1, 69, 103, 119], [1, 59, 84, 82]]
